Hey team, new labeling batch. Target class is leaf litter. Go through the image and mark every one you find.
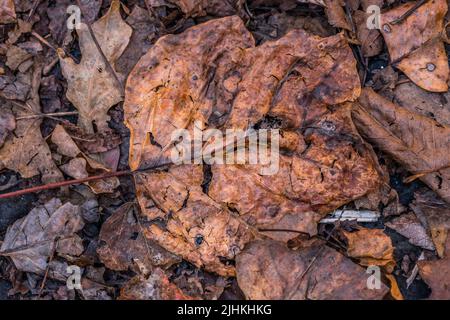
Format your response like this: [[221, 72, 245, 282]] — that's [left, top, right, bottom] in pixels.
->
[[0, 0, 449, 300]]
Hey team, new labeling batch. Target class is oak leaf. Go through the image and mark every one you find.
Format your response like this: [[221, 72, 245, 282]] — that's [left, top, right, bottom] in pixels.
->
[[58, 0, 132, 133]]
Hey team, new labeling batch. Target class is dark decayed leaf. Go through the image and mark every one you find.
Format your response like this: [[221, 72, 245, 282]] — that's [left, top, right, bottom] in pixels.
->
[[0, 199, 84, 276], [124, 16, 381, 276], [353, 88, 450, 204], [236, 239, 389, 300]]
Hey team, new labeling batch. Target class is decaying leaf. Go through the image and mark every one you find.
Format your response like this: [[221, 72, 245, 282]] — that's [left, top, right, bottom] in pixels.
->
[[392, 81, 450, 127], [0, 64, 63, 184], [6, 45, 32, 71], [119, 268, 194, 300], [116, 5, 156, 77], [0, 0, 16, 24], [385, 212, 435, 251], [125, 16, 381, 276], [58, 0, 132, 133], [353, 88, 450, 204], [137, 166, 256, 277], [324, 0, 352, 31], [0, 198, 84, 276], [51, 124, 120, 194], [380, 0, 449, 92], [97, 203, 180, 271], [236, 239, 389, 300], [343, 228, 395, 272], [385, 274, 404, 300], [418, 235, 450, 299], [410, 189, 450, 258], [353, 10, 383, 57]]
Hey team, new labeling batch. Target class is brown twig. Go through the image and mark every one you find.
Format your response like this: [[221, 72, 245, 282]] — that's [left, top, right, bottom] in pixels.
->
[[0, 170, 131, 199]]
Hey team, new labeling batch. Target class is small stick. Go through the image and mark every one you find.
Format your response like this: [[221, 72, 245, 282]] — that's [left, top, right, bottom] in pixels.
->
[[16, 111, 79, 120], [0, 170, 131, 199]]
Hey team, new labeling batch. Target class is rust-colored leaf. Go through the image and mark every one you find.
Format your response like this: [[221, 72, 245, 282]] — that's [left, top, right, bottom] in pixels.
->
[[343, 228, 395, 273], [124, 16, 381, 276], [353, 88, 450, 204], [236, 239, 389, 300], [58, 0, 132, 133]]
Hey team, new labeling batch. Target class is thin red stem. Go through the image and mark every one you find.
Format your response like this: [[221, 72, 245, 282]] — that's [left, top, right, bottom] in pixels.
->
[[0, 170, 131, 200]]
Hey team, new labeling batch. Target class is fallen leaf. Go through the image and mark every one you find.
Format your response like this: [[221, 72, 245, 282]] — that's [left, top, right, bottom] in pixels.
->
[[324, 0, 352, 31], [418, 235, 450, 299], [0, 198, 84, 275], [125, 16, 381, 275], [236, 239, 389, 299], [392, 81, 450, 127], [385, 274, 404, 300], [353, 88, 450, 204], [119, 268, 194, 300], [58, 0, 132, 133], [97, 203, 180, 271], [0, 0, 16, 24], [137, 166, 256, 277], [0, 63, 63, 184], [353, 10, 383, 57], [385, 212, 435, 251], [6, 45, 32, 71], [380, 0, 449, 92], [343, 228, 395, 272], [0, 106, 15, 147], [116, 5, 156, 77], [410, 189, 450, 258], [51, 124, 120, 194]]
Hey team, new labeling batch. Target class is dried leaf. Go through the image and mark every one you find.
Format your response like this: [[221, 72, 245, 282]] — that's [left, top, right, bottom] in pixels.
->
[[385, 212, 435, 251], [324, 0, 352, 31], [58, 0, 132, 133], [410, 189, 450, 258], [119, 268, 194, 300], [0, 198, 84, 275], [353, 88, 450, 204], [236, 239, 389, 300], [0, 106, 15, 147], [116, 5, 156, 76], [380, 0, 449, 92], [353, 10, 383, 57], [0, 0, 15, 24], [51, 124, 120, 194], [392, 81, 450, 127], [343, 228, 395, 272], [0, 64, 63, 184], [386, 274, 404, 300], [97, 203, 180, 271], [125, 16, 381, 275], [418, 235, 450, 299], [6, 45, 32, 71]]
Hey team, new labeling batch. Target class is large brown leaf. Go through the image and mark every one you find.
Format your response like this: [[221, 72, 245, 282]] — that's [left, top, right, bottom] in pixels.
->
[[58, 0, 132, 133], [236, 239, 389, 300], [125, 16, 381, 276], [353, 88, 450, 204]]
